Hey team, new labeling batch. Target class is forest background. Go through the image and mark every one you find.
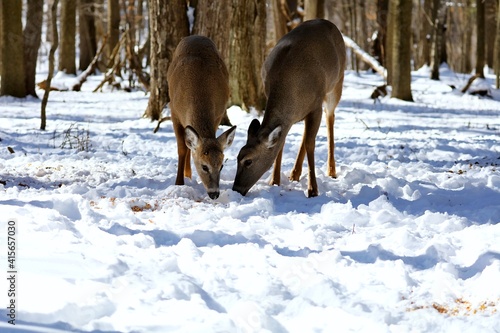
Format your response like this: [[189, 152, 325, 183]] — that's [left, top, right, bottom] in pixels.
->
[[1, 0, 499, 123]]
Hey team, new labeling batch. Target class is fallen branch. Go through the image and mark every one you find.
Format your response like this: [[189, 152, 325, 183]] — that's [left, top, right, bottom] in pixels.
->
[[153, 116, 171, 133], [460, 73, 481, 93], [38, 35, 108, 92], [93, 33, 128, 92], [343, 35, 386, 79], [72, 34, 109, 91]]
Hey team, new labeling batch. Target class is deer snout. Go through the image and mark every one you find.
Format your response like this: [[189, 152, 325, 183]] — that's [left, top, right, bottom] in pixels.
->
[[232, 184, 249, 196], [208, 190, 220, 200]]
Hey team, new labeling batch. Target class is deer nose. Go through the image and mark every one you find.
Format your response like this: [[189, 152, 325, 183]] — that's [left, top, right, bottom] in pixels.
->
[[208, 191, 220, 200], [232, 185, 248, 196]]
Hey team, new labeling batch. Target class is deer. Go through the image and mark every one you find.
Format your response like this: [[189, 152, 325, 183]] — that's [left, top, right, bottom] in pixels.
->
[[167, 35, 236, 200], [232, 19, 346, 198]]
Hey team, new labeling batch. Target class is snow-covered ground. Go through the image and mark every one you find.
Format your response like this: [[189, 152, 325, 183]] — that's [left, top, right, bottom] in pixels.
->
[[1, 66, 499, 332]]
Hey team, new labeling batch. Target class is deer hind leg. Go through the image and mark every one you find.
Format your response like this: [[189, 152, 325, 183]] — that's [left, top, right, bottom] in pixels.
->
[[326, 80, 343, 179], [304, 109, 323, 197], [270, 147, 283, 186]]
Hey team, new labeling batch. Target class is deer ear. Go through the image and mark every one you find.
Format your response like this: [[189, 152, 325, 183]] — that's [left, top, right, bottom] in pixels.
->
[[247, 119, 261, 140], [217, 125, 237, 150], [266, 126, 282, 149], [185, 126, 199, 151]]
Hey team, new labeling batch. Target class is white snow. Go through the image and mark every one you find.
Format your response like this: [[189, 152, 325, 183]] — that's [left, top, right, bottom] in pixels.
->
[[1, 66, 500, 332]]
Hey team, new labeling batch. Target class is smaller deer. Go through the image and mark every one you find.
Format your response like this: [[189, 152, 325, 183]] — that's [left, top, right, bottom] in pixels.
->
[[233, 19, 346, 197], [168, 36, 236, 199]]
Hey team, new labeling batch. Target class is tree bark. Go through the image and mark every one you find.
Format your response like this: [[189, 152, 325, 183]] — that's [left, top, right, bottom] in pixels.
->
[[228, 0, 266, 111], [1, 0, 26, 97], [41, 0, 59, 130], [79, 0, 97, 71], [376, 0, 388, 69], [494, 0, 500, 88], [59, 0, 76, 74], [192, 0, 232, 124], [430, 0, 444, 80], [192, 0, 231, 62], [462, 0, 473, 73], [386, 0, 395, 84], [304, 0, 324, 20], [475, 0, 486, 78], [24, 0, 44, 97], [106, 0, 120, 62], [389, 0, 413, 101], [485, 0, 497, 68], [144, 0, 188, 121]]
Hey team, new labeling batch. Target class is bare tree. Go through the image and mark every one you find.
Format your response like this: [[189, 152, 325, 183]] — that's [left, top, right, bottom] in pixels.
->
[[229, 0, 267, 111], [494, 0, 500, 88], [304, 0, 325, 20], [59, 0, 76, 74], [475, 0, 485, 78], [375, 0, 389, 70], [1, 0, 26, 97], [389, 0, 413, 101], [193, 0, 232, 60], [41, 0, 59, 130], [79, 0, 97, 71], [144, 0, 188, 121], [106, 0, 120, 61], [24, 0, 44, 97], [430, 0, 445, 80], [485, 0, 497, 69]]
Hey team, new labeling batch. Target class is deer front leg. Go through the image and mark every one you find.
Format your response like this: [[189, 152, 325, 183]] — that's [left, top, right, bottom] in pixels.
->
[[290, 129, 307, 182], [184, 150, 192, 179], [174, 124, 187, 185], [270, 147, 283, 186]]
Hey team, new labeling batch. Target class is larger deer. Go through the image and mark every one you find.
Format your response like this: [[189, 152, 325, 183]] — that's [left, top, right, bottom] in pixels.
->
[[232, 19, 345, 198], [168, 36, 236, 199]]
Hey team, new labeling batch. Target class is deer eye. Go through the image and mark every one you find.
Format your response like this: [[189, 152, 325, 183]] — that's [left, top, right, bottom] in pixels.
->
[[244, 159, 253, 167], [202, 165, 209, 173]]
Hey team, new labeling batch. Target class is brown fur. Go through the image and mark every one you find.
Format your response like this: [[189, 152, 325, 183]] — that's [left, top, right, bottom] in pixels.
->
[[168, 36, 236, 199], [233, 19, 346, 197]]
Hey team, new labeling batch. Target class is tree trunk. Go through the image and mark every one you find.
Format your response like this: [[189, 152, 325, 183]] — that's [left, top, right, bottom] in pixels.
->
[[386, 0, 395, 84], [24, 0, 44, 97], [304, 0, 324, 20], [476, 0, 485, 78], [376, 0, 388, 69], [389, 0, 413, 101], [192, 0, 232, 125], [79, 0, 97, 71], [430, 0, 444, 80], [0, 2, 2, 77], [59, 0, 76, 74], [41, 0, 59, 130], [1, 0, 26, 97], [144, 0, 188, 121], [106, 0, 120, 62], [228, 0, 267, 111], [462, 0, 473, 73], [192, 0, 231, 62], [494, 0, 500, 88], [271, 0, 290, 43], [418, 0, 433, 68], [485, 0, 497, 68]]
